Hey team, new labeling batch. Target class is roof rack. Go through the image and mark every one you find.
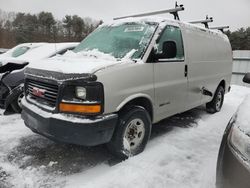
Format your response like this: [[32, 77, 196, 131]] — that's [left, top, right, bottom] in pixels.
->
[[210, 26, 229, 32], [113, 2, 185, 21], [190, 16, 213, 29]]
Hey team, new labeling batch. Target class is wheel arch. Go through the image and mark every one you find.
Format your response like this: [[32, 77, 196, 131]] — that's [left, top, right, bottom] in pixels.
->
[[116, 94, 154, 122], [218, 80, 226, 91]]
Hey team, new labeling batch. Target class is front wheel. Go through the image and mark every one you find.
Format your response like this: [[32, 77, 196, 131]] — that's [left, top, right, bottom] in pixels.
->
[[107, 106, 152, 159], [11, 89, 24, 113], [206, 86, 225, 114]]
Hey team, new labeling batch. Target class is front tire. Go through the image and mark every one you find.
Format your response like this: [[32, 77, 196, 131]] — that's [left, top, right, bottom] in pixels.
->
[[11, 90, 24, 113], [107, 106, 152, 159], [206, 86, 225, 114]]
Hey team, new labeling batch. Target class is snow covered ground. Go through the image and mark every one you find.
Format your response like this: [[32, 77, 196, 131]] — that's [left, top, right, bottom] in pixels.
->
[[0, 85, 250, 188]]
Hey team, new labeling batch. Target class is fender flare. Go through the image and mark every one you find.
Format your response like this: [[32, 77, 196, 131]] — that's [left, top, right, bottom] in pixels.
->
[[116, 93, 154, 112]]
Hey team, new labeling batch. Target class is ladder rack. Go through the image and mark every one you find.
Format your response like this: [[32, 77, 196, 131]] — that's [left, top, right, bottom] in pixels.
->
[[114, 2, 184, 21], [190, 16, 213, 28], [210, 26, 229, 32]]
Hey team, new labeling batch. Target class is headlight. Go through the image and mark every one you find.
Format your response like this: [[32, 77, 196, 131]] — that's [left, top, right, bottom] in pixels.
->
[[60, 82, 104, 115], [75, 86, 86, 100], [230, 125, 250, 160]]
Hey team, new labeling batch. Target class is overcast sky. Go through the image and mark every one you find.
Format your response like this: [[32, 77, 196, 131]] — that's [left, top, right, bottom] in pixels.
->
[[0, 0, 249, 31]]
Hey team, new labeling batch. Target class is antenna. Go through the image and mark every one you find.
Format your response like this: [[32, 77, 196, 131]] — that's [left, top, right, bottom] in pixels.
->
[[113, 2, 184, 21], [190, 15, 213, 29], [210, 26, 229, 32]]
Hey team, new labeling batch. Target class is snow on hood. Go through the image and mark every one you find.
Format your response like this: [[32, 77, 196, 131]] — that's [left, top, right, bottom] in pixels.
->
[[235, 94, 250, 133], [0, 57, 28, 67], [27, 49, 124, 74]]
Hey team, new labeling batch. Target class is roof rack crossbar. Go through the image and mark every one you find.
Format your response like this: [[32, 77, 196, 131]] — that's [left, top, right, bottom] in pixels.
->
[[113, 2, 184, 21], [190, 16, 213, 28], [210, 26, 229, 32]]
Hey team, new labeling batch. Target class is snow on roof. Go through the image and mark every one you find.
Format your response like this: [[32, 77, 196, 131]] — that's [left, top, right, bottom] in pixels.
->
[[101, 16, 226, 39], [233, 50, 250, 59], [0, 48, 8, 53], [0, 43, 46, 59], [0, 42, 79, 66], [18, 42, 79, 60]]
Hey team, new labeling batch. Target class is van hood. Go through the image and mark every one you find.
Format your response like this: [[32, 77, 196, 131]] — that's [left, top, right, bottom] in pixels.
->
[[27, 55, 122, 75]]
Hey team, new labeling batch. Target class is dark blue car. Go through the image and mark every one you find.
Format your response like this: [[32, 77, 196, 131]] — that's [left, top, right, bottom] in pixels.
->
[[216, 73, 250, 188]]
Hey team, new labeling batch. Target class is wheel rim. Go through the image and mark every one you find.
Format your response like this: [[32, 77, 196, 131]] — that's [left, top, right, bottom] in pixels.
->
[[124, 118, 145, 153], [215, 91, 223, 111], [17, 92, 24, 108]]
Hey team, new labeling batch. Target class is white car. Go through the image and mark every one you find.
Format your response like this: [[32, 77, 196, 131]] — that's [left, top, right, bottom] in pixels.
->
[[0, 42, 79, 113], [0, 42, 78, 67], [0, 48, 8, 54]]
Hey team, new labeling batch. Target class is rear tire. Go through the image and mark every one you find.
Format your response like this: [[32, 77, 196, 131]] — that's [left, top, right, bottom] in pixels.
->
[[107, 106, 152, 159], [206, 86, 225, 114]]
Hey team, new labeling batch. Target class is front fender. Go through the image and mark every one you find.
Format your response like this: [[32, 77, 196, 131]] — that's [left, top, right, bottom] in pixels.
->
[[116, 93, 154, 112], [4, 84, 24, 109]]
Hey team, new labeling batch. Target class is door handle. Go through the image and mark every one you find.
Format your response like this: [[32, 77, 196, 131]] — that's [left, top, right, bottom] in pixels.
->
[[184, 65, 188, 77]]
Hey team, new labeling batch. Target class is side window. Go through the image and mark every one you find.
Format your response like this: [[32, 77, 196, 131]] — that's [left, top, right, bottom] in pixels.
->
[[155, 25, 184, 61]]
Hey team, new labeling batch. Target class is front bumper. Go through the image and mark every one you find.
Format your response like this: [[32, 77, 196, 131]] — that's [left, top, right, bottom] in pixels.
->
[[21, 99, 118, 146]]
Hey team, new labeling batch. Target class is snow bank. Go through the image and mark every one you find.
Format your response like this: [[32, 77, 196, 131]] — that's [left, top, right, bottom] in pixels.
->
[[1, 85, 250, 188]]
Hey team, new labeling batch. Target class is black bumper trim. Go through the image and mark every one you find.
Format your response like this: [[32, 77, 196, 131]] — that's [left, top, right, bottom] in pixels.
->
[[21, 102, 118, 146]]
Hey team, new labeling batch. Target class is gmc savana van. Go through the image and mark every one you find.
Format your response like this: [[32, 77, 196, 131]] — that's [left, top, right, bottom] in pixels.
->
[[21, 12, 232, 158]]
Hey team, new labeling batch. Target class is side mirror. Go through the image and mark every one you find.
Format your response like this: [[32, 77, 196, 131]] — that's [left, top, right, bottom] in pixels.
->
[[162, 41, 177, 59], [153, 41, 177, 61], [243, 73, 250, 84]]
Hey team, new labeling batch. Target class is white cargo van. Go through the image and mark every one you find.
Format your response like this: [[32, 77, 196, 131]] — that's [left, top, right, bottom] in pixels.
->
[[21, 6, 232, 158]]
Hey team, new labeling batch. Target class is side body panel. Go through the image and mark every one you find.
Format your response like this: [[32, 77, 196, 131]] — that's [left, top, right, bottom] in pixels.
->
[[180, 24, 232, 110], [153, 61, 188, 122]]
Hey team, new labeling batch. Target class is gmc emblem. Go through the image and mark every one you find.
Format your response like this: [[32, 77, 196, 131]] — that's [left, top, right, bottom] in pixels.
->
[[32, 87, 45, 97]]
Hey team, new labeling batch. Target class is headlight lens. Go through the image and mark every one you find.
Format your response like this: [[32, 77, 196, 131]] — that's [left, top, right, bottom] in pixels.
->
[[75, 86, 86, 100], [60, 82, 104, 115], [230, 125, 250, 160]]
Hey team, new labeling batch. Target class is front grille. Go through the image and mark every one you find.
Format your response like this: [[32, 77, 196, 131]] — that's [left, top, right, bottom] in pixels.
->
[[26, 79, 59, 108]]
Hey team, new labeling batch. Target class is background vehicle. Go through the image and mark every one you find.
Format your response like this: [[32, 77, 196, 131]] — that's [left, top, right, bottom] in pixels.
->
[[0, 43, 46, 62], [216, 73, 250, 188], [0, 42, 78, 113], [0, 48, 8, 55], [21, 6, 232, 158]]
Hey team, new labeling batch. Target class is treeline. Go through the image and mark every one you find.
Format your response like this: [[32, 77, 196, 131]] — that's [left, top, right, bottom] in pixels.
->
[[0, 9, 249, 50], [0, 9, 102, 48], [225, 28, 250, 50]]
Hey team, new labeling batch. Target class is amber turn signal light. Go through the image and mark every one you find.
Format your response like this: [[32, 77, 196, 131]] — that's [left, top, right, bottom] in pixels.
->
[[59, 103, 101, 114]]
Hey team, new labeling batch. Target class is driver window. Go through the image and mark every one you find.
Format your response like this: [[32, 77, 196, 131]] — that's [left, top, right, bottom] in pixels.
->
[[155, 25, 184, 61]]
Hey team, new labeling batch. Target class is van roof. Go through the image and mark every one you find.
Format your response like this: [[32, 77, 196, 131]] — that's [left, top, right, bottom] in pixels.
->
[[103, 16, 227, 39]]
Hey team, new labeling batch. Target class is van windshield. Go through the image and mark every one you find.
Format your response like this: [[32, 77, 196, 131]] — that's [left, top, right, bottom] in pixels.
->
[[73, 22, 157, 59]]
